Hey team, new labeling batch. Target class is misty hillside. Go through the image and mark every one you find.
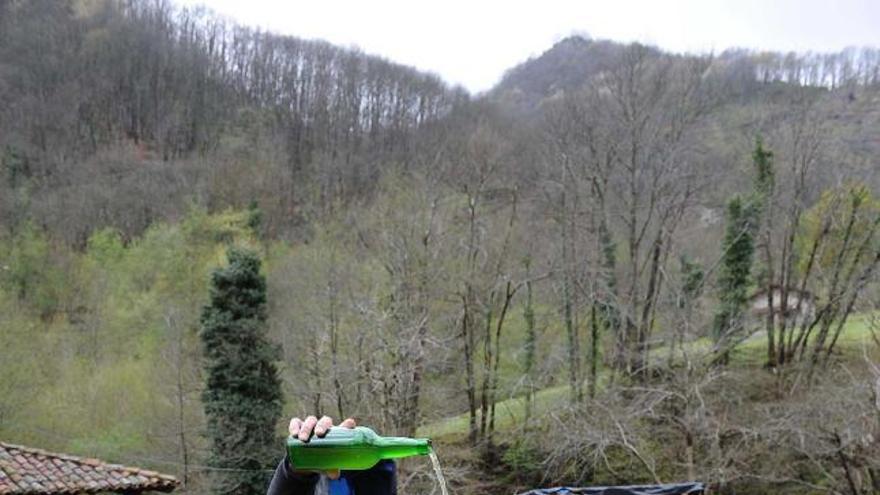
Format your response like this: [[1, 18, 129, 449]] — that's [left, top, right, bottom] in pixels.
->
[[495, 34, 880, 105], [492, 35, 880, 197], [492, 36, 633, 109], [2, 2, 880, 495]]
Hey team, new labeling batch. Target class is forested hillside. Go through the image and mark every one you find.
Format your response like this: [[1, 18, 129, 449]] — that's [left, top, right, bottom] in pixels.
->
[[0, 0, 465, 244], [2, 1, 880, 494]]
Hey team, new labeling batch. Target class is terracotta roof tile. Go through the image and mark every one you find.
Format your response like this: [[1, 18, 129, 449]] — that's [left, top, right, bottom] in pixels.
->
[[0, 442, 179, 494]]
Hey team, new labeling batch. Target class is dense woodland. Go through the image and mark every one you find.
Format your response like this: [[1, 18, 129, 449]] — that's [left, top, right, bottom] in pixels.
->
[[2, 1, 880, 494]]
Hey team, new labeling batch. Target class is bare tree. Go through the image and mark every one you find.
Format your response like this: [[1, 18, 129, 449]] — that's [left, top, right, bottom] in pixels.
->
[[541, 45, 715, 378]]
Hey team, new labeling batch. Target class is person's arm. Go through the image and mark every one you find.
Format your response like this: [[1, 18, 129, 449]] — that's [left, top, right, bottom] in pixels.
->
[[344, 459, 397, 495], [266, 455, 320, 495], [267, 415, 357, 494]]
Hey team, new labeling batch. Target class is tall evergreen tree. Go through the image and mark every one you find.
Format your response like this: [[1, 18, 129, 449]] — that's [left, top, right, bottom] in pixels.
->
[[749, 136, 783, 366], [712, 138, 773, 364], [712, 196, 759, 363], [752, 136, 775, 203], [201, 248, 282, 494]]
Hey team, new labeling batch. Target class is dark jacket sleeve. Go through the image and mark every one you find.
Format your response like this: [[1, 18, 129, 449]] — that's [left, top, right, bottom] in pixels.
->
[[344, 460, 397, 495], [266, 456, 320, 495]]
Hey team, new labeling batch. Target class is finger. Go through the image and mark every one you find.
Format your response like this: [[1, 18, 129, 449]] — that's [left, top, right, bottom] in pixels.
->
[[289, 417, 303, 437], [299, 415, 318, 442], [339, 417, 356, 429], [315, 416, 333, 437]]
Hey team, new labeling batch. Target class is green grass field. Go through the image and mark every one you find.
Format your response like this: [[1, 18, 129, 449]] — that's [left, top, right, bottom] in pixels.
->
[[418, 384, 571, 440], [418, 312, 879, 440]]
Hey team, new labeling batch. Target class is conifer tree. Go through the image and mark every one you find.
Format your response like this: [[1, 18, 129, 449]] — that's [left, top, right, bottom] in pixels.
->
[[713, 196, 759, 363], [201, 248, 282, 494], [752, 136, 775, 203], [712, 138, 773, 364]]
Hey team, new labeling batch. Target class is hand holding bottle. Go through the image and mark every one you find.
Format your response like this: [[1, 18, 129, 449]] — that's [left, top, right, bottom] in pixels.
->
[[288, 415, 356, 479]]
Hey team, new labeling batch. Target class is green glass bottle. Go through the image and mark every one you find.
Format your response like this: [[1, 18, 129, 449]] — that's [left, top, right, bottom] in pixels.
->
[[287, 426, 431, 471]]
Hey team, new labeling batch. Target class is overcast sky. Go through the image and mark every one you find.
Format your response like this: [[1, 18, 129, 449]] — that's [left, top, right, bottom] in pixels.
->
[[174, 0, 880, 93]]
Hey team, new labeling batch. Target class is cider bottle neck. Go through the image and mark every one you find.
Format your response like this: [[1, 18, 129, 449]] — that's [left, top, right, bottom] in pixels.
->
[[372, 435, 432, 454]]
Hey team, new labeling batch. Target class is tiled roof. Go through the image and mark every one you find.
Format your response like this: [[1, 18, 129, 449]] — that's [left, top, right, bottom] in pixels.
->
[[0, 442, 179, 494]]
